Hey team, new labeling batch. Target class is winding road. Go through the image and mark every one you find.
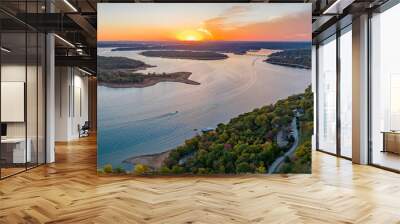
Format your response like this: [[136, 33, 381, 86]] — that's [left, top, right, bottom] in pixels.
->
[[268, 116, 299, 174]]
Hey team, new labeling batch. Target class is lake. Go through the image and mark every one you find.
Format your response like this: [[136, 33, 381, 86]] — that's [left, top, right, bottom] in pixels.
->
[[97, 48, 311, 170]]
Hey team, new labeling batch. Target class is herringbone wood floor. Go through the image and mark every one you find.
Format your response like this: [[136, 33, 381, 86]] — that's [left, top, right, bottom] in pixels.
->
[[1, 135, 400, 224]]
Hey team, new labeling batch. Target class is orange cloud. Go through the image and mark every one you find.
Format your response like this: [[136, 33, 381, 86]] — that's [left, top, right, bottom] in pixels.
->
[[98, 25, 176, 41], [203, 11, 311, 41]]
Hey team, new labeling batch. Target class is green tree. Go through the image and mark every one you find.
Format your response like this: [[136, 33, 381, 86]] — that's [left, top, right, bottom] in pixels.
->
[[160, 166, 171, 174], [103, 164, 113, 174], [197, 168, 208, 174], [134, 164, 149, 175], [171, 165, 185, 174], [113, 166, 125, 174], [256, 164, 266, 173], [236, 162, 252, 173]]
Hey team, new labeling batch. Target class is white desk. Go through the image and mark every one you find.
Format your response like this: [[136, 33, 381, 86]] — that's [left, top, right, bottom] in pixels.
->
[[1, 138, 31, 163]]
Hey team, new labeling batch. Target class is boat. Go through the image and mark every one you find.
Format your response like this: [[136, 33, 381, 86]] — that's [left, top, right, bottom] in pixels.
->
[[201, 127, 214, 133]]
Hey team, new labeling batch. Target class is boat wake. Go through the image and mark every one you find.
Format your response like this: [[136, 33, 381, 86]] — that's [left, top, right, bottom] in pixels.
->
[[135, 111, 179, 123]]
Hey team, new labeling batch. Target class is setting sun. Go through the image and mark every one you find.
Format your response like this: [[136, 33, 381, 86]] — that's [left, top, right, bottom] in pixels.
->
[[184, 35, 198, 41], [176, 30, 205, 41]]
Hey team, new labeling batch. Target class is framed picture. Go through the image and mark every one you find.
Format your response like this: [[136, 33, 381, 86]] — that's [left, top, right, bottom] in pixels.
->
[[97, 3, 312, 175]]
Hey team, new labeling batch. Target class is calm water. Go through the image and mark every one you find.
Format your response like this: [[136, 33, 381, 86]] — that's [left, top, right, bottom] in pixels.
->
[[97, 48, 311, 170]]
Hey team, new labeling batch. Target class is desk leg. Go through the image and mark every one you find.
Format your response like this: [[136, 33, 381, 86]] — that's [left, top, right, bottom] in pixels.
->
[[382, 133, 386, 153]]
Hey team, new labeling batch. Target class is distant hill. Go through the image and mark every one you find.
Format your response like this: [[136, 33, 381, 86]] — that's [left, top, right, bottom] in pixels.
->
[[98, 41, 311, 55], [140, 50, 228, 60], [264, 49, 311, 69], [98, 56, 153, 71]]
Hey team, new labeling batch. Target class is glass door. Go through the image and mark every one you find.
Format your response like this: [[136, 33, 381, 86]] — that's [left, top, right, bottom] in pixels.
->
[[317, 35, 337, 154], [370, 3, 400, 171]]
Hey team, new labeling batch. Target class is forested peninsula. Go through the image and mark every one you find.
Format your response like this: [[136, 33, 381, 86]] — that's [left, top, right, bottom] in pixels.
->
[[97, 56, 200, 88], [265, 49, 311, 69], [139, 50, 228, 60]]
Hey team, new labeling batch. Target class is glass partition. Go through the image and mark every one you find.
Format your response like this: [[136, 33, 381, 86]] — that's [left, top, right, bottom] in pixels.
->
[[370, 3, 400, 171], [1, 30, 28, 177], [317, 35, 337, 154], [0, 1, 46, 179], [339, 27, 352, 158]]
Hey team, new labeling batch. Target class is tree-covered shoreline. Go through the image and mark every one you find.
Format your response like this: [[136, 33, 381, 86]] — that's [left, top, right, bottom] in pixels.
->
[[102, 86, 313, 175], [265, 49, 311, 69], [158, 86, 313, 174], [97, 56, 200, 88], [98, 56, 153, 71]]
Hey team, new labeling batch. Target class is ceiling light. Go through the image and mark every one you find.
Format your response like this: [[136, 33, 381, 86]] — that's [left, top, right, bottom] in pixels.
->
[[323, 0, 355, 15], [54, 34, 75, 48], [78, 67, 93, 76], [63, 0, 78, 12], [76, 48, 85, 55], [1, 47, 11, 53]]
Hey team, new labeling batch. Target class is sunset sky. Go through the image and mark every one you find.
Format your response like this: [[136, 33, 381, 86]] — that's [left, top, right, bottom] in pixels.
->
[[98, 3, 311, 42]]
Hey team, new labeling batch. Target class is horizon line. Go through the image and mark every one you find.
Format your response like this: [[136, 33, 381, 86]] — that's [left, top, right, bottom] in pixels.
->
[[98, 40, 311, 43]]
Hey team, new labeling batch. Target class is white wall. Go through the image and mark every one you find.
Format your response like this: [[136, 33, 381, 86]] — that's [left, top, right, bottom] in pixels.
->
[[1, 64, 26, 81], [1, 65, 26, 139], [0, 65, 38, 138], [55, 66, 70, 141], [1, 63, 46, 164], [55, 67, 89, 141], [71, 73, 89, 138]]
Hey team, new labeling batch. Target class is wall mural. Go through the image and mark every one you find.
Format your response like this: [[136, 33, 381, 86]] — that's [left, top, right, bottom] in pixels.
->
[[97, 3, 313, 175]]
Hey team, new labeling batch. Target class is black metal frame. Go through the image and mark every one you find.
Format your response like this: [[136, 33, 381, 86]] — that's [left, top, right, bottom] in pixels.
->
[[367, 10, 373, 166], [315, 44, 319, 152], [0, 0, 47, 180], [336, 20, 341, 158], [315, 21, 353, 162]]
